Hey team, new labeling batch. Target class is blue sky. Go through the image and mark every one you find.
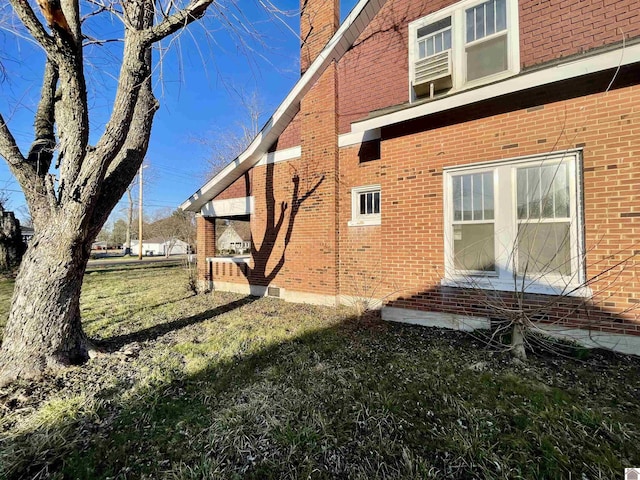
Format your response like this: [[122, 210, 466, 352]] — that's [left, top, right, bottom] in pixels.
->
[[0, 0, 357, 226]]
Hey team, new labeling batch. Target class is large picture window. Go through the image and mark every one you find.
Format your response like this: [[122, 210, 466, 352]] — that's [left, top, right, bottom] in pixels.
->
[[443, 151, 586, 295]]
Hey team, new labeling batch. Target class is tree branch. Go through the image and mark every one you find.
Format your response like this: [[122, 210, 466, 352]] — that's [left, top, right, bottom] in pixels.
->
[[88, 76, 158, 238], [0, 114, 25, 166], [85, 1, 157, 236], [9, 0, 56, 53], [27, 60, 58, 175], [0, 112, 55, 228], [86, 1, 151, 177], [59, 0, 82, 45], [143, 0, 215, 44]]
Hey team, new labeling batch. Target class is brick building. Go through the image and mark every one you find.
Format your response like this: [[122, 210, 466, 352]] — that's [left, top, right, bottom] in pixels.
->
[[182, 0, 640, 354]]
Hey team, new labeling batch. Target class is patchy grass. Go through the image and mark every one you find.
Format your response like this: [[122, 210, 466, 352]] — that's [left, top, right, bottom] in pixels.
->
[[0, 264, 640, 479], [0, 278, 14, 331]]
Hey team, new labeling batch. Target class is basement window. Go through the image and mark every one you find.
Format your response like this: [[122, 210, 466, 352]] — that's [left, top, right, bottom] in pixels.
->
[[349, 185, 381, 226]]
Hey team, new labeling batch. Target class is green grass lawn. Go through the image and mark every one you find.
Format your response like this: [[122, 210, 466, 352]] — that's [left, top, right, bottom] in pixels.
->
[[1, 264, 639, 479]]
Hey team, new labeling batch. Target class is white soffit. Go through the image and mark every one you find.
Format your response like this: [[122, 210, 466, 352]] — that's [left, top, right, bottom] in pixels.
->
[[351, 43, 640, 132]]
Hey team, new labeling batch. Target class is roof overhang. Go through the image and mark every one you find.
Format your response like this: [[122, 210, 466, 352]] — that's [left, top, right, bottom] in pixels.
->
[[181, 0, 387, 213]]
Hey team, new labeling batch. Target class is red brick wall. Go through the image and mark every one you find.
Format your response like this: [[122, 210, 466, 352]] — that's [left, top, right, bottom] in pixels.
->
[[337, 145, 383, 300], [214, 172, 251, 201], [212, 260, 251, 287], [520, 0, 640, 69], [338, 0, 440, 133], [211, 0, 340, 296], [196, 216, 216, 282], [377, 83, 640, 335], [272, 113, 301, 152]]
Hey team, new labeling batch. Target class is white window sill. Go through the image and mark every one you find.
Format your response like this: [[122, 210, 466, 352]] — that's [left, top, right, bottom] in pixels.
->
[[348, 217, 381, 227], [206, 256, 251, 264], [440, 277, 593, 298]]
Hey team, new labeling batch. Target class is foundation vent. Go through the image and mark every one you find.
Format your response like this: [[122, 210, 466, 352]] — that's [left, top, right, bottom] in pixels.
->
[[267, 286, 281, 298]]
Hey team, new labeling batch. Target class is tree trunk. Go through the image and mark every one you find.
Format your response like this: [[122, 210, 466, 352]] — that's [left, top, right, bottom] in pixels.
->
[[511, 321, 527, 361], [0, 208, 25, 272], [0, 228, 93, 386]]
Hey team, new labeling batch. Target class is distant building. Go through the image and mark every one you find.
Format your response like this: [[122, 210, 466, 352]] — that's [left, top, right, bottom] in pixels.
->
[[217, 223, 251, 254], [91, 241, 108, 250], [21, 226, 34, 245], [130, 238, 189, 256]]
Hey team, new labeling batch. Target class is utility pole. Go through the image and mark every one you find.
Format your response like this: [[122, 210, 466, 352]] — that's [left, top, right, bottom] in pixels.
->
[[138, 165, 146, 260]]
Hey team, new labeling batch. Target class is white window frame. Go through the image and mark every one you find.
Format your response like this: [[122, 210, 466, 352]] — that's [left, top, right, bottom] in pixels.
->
[[408, 0, 520, 102], [442, 150, 589, 297], [349, 185, 381, 226]]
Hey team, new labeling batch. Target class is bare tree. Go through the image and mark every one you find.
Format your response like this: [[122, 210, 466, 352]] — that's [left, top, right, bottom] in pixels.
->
[[200, 89, 263, 178], [147, 208, 190, 257], [0, 1, 270, 385], [111, 218, 127, 246]]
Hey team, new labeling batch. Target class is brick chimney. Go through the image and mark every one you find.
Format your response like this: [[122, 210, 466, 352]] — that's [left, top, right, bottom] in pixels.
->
[[295, 0, 341, 303], [300, 0, 340, 74]]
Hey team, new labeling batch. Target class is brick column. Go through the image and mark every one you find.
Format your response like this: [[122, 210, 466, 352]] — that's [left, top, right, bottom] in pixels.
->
[[196, 215, 216, 292]]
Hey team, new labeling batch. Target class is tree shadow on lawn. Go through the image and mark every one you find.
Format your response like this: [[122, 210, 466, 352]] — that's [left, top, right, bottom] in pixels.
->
[[82, 294, 198, 329], [98, 295, 259, 352], [4, 309, 640, 480], [85, 262, 184, 276]]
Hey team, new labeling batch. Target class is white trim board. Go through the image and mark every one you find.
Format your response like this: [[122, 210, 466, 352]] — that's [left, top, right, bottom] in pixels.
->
[[338, 128, 381, 147], [212, 281, 338, 306], [200, 196, 254, 217], [382, 306, 491, 331], [352, 43, 640, 132], [255, 146, 301, 166], [206, 256, 251, 264], [535, 324, 640, 357]]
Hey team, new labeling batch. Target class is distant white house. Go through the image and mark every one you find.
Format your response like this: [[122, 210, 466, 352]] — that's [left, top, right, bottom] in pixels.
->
[[130, 238, 189, 256]]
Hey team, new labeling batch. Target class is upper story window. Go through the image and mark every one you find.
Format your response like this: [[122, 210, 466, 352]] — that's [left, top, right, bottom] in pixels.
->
[[409, 0, 519, 101]]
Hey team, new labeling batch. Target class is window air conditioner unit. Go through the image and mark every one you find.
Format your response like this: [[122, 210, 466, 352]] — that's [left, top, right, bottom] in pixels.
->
[[413, 50, 452, 98]]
